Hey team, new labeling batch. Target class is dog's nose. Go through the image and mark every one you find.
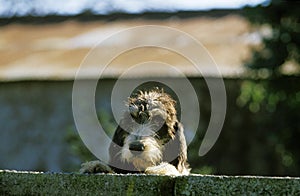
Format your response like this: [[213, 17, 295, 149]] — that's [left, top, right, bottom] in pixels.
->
[[129, 141, 145, 154]]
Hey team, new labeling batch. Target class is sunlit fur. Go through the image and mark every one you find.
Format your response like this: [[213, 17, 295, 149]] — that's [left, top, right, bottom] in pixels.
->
[[80, 88, 190, 175], [120, 125, 162, 171], [109, 88, 190, 175]]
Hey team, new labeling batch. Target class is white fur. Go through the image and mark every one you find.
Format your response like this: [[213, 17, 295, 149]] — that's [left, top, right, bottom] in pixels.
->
[[120, 125, 162, 171]]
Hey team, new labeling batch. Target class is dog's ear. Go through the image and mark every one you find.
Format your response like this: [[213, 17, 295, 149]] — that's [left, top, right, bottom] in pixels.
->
[[109, 126, 127, 157], [174, 122, 189, 173], [112, 126, 127, 146], [108, 126, 129, 172], [108, 126, 138, 173], [163, 122, 189, 173], [109, 125, 127, 166]]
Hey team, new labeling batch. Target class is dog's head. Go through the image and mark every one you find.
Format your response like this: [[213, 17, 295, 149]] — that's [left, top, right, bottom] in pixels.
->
[[127, 89, 178, 139], [110, 88, 183, 171]]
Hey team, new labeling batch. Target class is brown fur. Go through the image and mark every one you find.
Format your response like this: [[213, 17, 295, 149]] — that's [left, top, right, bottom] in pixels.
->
[[80, 88, 190, 175]]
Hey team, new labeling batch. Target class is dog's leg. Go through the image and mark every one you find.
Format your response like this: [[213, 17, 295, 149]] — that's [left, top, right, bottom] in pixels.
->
[[145, 162, 181, 176], [79, 160, 114, 174]]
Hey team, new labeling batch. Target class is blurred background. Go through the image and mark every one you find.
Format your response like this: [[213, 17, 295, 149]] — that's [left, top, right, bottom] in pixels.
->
[[0, 0, 299, 176]]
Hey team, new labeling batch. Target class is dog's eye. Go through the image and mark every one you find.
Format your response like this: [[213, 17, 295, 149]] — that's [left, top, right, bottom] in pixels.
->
[[129, 104, 139, 118]]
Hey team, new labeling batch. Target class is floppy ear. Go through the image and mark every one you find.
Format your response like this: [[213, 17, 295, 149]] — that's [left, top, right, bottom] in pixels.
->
[[109, 125, 126, 161], [108, 126, 137, 173], [162, 122, 189, 173]]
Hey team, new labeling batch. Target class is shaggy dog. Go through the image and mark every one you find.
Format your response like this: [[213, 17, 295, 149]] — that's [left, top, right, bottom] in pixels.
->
[[80, 88, 190, 175]]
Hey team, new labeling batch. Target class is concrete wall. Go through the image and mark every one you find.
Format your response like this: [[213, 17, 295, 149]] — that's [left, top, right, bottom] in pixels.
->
[[0, 79, 208, 172], [1, 170, 300, 195], [1, 78, 300, 176]]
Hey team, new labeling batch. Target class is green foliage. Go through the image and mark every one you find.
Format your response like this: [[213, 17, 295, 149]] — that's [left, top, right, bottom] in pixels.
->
[[65, 109, 117, 163], [244, 0, 300, 76], [237, 80, 289, 113], [188, 77, 300, 176], [98, 109, 118, 138], [65, 127, 96, 162], [224, 0, 300, 176], [235, 78, 299, 174]]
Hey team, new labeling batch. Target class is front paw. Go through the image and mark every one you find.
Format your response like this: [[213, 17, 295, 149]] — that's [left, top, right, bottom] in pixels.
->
[[145, 162, 180, 176], [79, 160, 114, 174]]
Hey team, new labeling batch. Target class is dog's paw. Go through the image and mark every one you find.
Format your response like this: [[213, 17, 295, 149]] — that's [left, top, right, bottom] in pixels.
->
[[79, 160, 114, 174], [145, 162, 180, 176]]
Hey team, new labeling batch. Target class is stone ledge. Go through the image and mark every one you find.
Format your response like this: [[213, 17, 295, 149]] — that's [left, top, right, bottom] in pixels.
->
[[1, 170, 300, 195]]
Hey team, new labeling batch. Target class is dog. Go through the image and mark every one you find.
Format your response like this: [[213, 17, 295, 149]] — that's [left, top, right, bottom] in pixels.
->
[[79, 88, 190, 175]]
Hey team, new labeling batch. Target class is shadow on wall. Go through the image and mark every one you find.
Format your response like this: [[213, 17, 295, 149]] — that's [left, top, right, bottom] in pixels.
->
[[0, 77, 299, 176]]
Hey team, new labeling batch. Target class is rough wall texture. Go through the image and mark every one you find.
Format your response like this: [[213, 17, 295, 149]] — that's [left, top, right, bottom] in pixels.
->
[[0, 15, 250, 81], [1, 170, 300, 195], [175, 175, 300, 195]]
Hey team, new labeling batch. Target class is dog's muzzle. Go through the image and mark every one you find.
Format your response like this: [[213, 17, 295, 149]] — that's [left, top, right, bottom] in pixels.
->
[[129, 141, 145, 155]]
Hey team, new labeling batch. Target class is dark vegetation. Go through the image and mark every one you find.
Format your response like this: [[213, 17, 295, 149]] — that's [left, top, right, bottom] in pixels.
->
[[244, 0, 299, 76]]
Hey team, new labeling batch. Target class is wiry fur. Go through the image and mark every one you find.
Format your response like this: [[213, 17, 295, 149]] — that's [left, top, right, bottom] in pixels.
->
[[80, 88, 190, 175]]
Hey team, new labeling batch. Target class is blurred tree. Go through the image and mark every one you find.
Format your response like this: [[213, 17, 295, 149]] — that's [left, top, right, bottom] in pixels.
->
[[228, 0, 300, 176], [244, 0, 299, 76]]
